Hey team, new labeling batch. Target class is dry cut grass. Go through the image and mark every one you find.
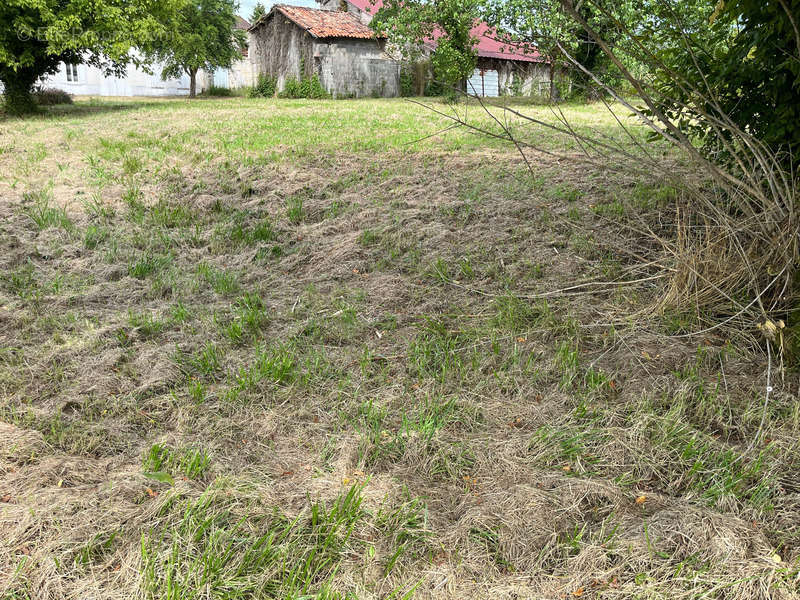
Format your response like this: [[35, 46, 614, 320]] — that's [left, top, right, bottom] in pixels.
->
[[0, 97, 798, 600]]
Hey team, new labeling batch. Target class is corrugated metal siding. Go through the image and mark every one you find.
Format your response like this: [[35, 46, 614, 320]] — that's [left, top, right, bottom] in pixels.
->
[[467, 68, 498, 97], [213, 69, 229, 88]]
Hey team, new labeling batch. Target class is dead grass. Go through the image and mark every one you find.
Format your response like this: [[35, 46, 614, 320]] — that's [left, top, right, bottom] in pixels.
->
[[0, 97, 798, 600]]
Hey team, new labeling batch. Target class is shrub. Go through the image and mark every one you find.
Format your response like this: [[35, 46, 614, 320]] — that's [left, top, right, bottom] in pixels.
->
[[278, 75, 329, 99], [31, 87, 73, 106], [249, 74, 276, 98], [204, 85, 232, 97]]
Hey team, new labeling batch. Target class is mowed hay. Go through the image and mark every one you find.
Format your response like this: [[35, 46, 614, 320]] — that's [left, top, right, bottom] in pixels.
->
[[1, 98, 798, 599]]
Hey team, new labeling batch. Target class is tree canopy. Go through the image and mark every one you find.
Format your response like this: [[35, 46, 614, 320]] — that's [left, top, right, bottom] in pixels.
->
[[149, 0, 246, 97], [251, 2, 267, 23], [646, 0, 800, 167], [371, 0, 482, 89], [0, 0, 180, 114]]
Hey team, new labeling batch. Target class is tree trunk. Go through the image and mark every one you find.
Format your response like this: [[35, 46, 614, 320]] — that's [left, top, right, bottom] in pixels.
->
[[189, 69, 197, 98], [549, 61, 556, 102], [1, 68, 39, 116]]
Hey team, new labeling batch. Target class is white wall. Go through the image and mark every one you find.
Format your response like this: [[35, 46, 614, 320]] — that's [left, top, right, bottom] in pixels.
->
[[40, 60, 192, 97]]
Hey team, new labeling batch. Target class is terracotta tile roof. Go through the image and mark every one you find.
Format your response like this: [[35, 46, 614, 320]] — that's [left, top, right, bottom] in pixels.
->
[[269, 5, 381, 40], [234, 15, 251, 30]]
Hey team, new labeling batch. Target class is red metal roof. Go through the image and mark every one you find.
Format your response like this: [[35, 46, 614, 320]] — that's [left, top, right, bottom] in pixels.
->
[[346, 0, 544, 62], [270, 5, 381, 39]]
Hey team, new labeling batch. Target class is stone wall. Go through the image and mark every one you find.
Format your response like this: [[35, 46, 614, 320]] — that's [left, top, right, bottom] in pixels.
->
[[250, 14, 315, 89], [314, 39, 400, 97]]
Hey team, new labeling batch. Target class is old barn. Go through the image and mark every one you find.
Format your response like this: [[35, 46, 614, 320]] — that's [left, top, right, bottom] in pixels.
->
[[249, 5, 400, 98]]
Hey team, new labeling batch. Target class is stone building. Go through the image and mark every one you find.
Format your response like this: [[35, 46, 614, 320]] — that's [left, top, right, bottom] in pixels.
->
[[249, 5, 400, 98]]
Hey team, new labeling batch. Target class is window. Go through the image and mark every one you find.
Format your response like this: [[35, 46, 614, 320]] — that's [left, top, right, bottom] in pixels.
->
[[65, 62, 79, 82]]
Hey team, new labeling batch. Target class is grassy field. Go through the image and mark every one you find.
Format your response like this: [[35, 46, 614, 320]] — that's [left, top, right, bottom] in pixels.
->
[[0, 96, 798, 600]]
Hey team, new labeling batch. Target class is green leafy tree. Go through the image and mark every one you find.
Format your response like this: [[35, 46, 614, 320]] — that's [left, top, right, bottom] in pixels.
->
[[0, 0, 180, 115], [645, 0, 800, 167], [483, 0, 640, 100], [251, 2, 267, 23], [481, 0, 569, 99], [150, 0, 247, 97], [371, 0, 482, 90]]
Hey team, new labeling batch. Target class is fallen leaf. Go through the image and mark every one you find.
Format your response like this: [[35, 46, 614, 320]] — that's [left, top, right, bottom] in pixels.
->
[[0, 495, 12, 503], [572, 587, 584, 597], [281, 470, 294, 477], [635, 495, 647, 504], [145, 488, 158, 498], [342, 477, 351, 485], [562, 465, 571, 472]]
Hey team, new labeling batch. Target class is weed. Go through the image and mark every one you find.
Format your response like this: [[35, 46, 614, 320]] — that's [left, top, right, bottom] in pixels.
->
[[550, 183, 582, 203], [198, 262, 240, 295], [129, 253, 171, 279], [492, 295, 553, 332], [231, 343, 297, 391], [22, 189, 73, 231], [426, 257, 451, 282], [128, 311, 165, 338], [188, 380, 206, 403], [286, 195, 305, 224], [74, 531, 118, 567], [555, 341, 580, 389], [185, 342, 223, 379], [150, 198, 194, 228], [143, 443, 211, 480], [84, 224, 109, 249], [2, 263, 38, 300], [377, 492, 431, 575], [408, 317, 470, 381], [469, 527, 514, 573], [225, 213, 277, 246], [233, 292, 270, 333], [122, 153, 143, 175], [124, 185, 146, 223], [140, 485, 364, 599], [81, 193, 115, 220], [458, 256, 475, 280], [171, 301, 191, 323], [358, 229, 379, 247]]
